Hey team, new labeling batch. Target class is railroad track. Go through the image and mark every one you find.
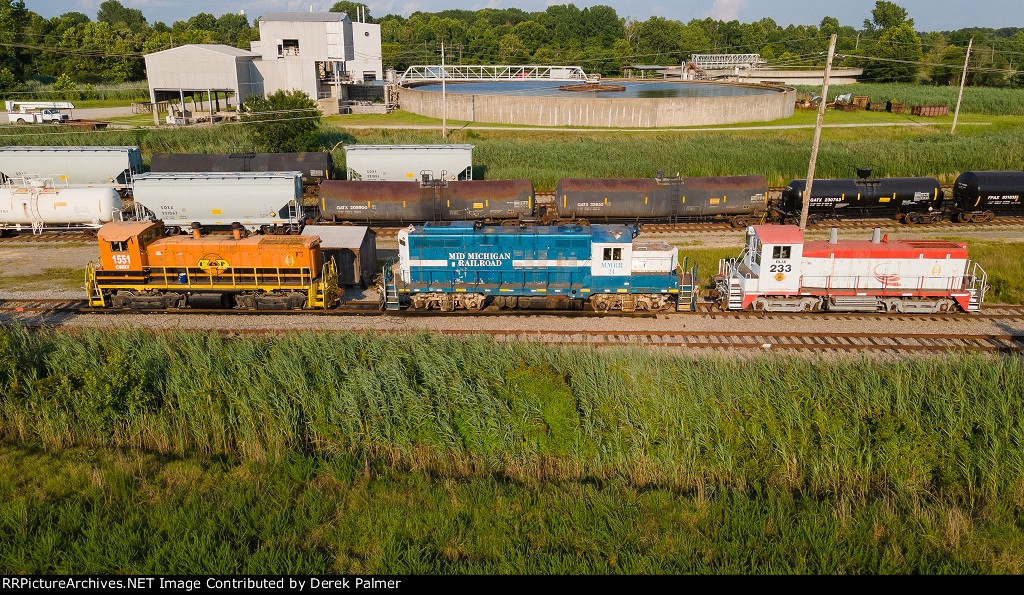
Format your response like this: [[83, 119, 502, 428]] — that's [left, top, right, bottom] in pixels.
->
[[4, 298, 1024, 322]]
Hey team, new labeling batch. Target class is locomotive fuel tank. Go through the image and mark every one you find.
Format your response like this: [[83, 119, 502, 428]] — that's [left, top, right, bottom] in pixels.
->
[[0, 182, 121, 230], [782, 177, 943, 221], [318, 179, 534, 223], [555, 176, 769, 222], [952, 171, 1024, 219]]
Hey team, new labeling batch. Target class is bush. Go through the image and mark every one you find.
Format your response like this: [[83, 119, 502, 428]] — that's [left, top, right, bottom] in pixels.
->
[[240, 90, 322, 152]]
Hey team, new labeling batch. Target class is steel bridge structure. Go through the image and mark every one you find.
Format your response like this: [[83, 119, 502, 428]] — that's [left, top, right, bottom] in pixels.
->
[[398, 65, 593, 84]]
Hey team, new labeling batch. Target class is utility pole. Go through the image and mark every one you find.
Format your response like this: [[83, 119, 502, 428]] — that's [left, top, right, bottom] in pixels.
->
[[441, 40, 447, 138], [800, 33, 837, 230], [951, 37, 973, 135]]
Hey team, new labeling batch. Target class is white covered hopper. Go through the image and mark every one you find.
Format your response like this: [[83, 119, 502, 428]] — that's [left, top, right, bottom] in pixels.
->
[[0, 146, 142, 188], [131, 171, 304, 231]]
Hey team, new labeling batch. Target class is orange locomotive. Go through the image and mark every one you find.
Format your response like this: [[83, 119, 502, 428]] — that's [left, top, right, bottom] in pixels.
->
[[86, 221, 339, 309]]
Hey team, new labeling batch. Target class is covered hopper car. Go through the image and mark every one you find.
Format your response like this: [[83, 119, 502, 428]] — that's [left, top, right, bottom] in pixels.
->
[[132, 171, 304, 233], [555, 176, 769, 225], [86, 221, 339, 310], [0, 146, 142, 191], [778, 177, 944, 223], [950, 171, 1024, 222], [319, 179, 535, 224], [149, 152, 334, 190]]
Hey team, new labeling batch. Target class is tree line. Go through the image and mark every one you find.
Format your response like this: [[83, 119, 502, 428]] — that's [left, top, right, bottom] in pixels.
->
[[0, 0, 1022, 96]]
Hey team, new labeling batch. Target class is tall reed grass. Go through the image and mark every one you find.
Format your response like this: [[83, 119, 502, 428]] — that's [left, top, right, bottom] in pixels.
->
[[1, 328, 1021, 510]]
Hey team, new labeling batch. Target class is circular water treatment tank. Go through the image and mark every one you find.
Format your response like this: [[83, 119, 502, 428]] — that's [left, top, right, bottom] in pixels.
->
[[399, 80, 795, 127]]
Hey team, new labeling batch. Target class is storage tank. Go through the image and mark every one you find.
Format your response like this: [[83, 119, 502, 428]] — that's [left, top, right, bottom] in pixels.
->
[[0, 181, 121, 230], [131, 172, 304, 231], [781, 177, 943, 221], [556, 176, 768, 222], [150, 152, 334, 187], [952, 171, 1024, 219], [0, 146, 142, 188]]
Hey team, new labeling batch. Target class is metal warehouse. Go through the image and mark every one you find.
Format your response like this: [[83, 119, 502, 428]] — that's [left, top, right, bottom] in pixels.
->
[[344, 145, 474, 181], [144, 44, 262, 126]]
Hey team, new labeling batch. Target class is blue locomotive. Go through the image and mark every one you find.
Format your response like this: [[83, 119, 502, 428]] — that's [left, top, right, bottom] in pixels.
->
[[388, 222, 682, 312]]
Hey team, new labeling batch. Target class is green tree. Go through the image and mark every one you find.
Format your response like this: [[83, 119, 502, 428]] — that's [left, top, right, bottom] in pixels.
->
[[241, 90, 321, 153], [0, 66, 22, 98], [869, 1, 912, 31], [330, 2, 372, 22], [863, 22, 923, 82], [96, 0, 146, 28], [53, 72, 79, 100], [0, 1, 29, 78]]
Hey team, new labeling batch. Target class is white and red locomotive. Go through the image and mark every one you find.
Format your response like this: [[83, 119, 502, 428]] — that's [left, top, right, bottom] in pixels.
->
[[716, 225, 988, 313]]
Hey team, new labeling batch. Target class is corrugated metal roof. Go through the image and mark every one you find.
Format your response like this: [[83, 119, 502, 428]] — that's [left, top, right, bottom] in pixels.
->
[[301, 225, 373, 250], [261, 12, 348, 22], [145, 44, 258, 58]]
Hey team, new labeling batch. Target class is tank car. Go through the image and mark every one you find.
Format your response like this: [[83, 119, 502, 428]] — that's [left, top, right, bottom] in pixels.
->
[[555, 176, 769, 225], [150, 152, 334, 189], [86, 221, 339, 310], [318, 179, 535, 224], [715, 225, 986, 313], [778, 177, 944, 223], [0, 146, 142, 191], [387, 221, 680, 312], [950, 171, 1024, 222], [131, 172, 304, 233], [0, 178, 121, 233]]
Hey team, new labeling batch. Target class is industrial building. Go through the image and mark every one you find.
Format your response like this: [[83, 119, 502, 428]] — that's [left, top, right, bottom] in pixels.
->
[[143, 11, 382, 124]]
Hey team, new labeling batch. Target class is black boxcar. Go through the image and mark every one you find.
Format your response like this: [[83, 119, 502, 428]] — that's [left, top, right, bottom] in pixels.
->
[[780, 177, 943, 223], [150, 152, 334, 188], [951, 171, 1024, 222]]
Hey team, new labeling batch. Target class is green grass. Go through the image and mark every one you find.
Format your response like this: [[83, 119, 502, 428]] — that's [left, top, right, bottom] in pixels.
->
[[1, 329, 1024, 573], [0, 268, 84, 291], [1, 442, 1021, 574]]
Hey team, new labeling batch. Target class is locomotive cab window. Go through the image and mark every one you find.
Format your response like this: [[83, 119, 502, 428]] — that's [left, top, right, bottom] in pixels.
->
[[603, 248, 622, 261], [110, 241, 128, 252], [772, 246, 791, 259]]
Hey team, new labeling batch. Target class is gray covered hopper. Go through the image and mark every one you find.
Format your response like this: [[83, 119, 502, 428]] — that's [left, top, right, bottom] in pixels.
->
[[0, 146, 142, 188], [132, 171, 303, 231]]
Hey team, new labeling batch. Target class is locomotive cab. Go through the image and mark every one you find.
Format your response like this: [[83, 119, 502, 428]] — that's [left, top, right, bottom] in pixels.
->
[[97, 221, 164, 273]]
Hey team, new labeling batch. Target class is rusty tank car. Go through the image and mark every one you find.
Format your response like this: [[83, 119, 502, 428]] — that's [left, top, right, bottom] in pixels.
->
[[318, 179, 535, 224], [555, 176, 769, 226]]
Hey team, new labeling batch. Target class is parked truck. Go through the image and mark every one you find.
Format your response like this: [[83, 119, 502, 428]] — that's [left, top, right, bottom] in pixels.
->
[[4, 101, 73, 124]]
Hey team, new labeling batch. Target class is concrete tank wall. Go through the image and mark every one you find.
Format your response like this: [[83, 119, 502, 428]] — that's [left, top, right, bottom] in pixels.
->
[[398, 82, 795, 128]]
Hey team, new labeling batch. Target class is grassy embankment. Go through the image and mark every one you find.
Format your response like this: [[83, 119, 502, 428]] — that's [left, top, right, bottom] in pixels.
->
[[2, 112, 1023, 189], [0, 328, 1022, 572]]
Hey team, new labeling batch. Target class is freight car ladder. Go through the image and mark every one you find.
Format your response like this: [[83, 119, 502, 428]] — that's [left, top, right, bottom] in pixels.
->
[[677, 257, 699, 311], [382, 260, 401, 311]]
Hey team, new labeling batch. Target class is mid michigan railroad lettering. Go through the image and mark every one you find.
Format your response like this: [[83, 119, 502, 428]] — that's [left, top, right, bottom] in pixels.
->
[[448, 251, 511, 267]]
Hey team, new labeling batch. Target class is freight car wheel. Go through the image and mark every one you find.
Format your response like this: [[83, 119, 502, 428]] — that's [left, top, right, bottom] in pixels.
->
[[984, 211, 995, 222], [783, 217, 799, 225], [907, 212, 923, 224]]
